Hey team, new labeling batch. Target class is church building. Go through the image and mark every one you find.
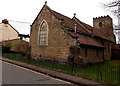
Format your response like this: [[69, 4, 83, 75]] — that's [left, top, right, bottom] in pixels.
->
[[30, 3, 116, 64]]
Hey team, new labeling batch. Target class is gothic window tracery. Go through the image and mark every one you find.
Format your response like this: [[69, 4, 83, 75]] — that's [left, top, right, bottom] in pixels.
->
[[39, 20, 48, 46]]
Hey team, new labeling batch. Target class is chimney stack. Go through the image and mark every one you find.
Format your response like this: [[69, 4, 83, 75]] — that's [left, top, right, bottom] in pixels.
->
[[2, 19, 8, 24]]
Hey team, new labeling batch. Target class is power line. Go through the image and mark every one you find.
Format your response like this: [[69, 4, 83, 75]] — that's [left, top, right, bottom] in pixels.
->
[[9, 20, 31, 24], [0, 18, 31, 24]]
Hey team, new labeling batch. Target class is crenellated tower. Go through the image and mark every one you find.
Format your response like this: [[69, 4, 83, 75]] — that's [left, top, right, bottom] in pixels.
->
[[93, 15, 116, 42]]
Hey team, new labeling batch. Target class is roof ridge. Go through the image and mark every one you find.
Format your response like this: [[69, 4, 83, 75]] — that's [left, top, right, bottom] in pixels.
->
[[8, 23, 19, 34], [72, 17, 114, 41], [73, 17, 93, 30], [51, 10, 89, 33], [51, 10, 73, 20], [72, 17, 93, 35]]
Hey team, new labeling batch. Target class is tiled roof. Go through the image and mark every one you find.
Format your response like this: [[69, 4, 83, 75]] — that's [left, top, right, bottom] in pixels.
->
[[78, 34, 104, 47], [32, 4, 114, 47], [51, 9, 115, 42], [67, 31, 104, 48], [46, 5, 115, 47], [52, 10, 87, 33], [77, 20, 115, 42]]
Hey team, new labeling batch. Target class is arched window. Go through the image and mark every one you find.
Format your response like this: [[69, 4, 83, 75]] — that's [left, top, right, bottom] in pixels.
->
[[39, 20, 48, 46], [99, 22, 102, 26]]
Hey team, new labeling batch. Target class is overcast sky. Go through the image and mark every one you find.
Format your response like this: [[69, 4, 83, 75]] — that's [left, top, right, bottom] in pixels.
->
[[0, 0, 116, 35]]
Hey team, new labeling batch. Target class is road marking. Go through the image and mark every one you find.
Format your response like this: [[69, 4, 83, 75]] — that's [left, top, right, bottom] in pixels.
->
[[2, 61, 73, 85]]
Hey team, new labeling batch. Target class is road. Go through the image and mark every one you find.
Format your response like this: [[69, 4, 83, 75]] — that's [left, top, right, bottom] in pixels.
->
[[2, 61, 74, 85]]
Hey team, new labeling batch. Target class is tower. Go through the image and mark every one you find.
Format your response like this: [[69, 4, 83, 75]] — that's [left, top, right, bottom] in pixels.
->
[[93, 15, 115, 42]]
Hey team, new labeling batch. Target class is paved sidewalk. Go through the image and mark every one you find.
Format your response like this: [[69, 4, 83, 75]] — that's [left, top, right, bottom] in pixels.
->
[[1, 58, 111, 86]]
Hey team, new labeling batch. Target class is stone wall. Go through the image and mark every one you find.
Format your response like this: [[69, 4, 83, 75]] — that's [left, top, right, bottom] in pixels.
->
[[94, 37, 114, 60], [93, 15, 115, 42], [80, 46, 103, 63], [30, 6, 75, 63], [30, 5, 114, 64], [103, 41, 114, 60]]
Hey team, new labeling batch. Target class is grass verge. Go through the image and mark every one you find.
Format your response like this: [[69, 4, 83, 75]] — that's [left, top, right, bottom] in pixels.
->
[[2, 53, 120, 84]]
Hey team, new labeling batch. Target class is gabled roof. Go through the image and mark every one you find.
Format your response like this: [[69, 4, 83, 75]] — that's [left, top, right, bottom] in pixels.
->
[[8, 23, 19, 34], [52, 11, 89, 34], [51, 8, 114, 42], [73, 18, 115, 42], [31, 4, 114, 47], [31, 4, 53, 26], [0, 22, 19, 34]]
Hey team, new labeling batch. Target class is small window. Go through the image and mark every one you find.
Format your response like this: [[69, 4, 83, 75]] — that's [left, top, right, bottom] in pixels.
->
[[99, 22, 102, 26]]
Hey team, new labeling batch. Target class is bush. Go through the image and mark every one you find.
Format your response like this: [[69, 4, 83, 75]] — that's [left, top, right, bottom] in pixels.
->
[[10, 39, 31, 55], [2, 39, 31, 55]]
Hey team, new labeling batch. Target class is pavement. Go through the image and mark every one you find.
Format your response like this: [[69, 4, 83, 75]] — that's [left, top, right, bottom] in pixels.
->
[[1, 58, 111, 86]]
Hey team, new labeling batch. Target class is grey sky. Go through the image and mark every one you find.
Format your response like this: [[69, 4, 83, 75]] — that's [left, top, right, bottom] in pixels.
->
[[0, 0, 116, 35]]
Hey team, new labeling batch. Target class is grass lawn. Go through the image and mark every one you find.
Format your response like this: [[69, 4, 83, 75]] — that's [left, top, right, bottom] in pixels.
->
[[2, 53, 120, 84]]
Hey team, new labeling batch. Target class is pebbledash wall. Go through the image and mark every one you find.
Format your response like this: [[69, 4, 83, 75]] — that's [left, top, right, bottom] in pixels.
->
[[30, 4, 115, 64]]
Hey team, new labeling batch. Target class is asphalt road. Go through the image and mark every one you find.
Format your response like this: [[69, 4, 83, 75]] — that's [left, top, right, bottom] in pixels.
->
[[2, 61, 74, 85]]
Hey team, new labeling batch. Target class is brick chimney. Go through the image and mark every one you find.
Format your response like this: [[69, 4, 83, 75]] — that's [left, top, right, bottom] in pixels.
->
[[2, 19, 8, 24]]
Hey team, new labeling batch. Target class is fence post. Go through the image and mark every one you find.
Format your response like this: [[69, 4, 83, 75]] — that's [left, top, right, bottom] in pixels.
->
[[118, 66, 120, 85], [52, 58, 55, 70], [71, 56, 74, 74], [99, 64, 102, 81], [97, 63, 102, 81]]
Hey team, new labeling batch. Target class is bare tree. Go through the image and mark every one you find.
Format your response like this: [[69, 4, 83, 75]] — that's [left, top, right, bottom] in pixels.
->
[[103, 0, 120, 17], [103, 0, 120, 43]]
